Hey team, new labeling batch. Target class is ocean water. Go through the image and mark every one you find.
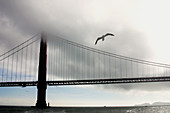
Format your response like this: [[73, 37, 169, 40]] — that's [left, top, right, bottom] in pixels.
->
[[1, 106, 170, 113]]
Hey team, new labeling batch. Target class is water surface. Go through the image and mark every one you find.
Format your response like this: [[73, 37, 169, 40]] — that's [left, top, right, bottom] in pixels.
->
[[1, 105, 170, 113]]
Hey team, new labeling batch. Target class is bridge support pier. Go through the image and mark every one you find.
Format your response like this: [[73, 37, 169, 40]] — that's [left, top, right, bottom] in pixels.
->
[[36, 33, 47, 108]]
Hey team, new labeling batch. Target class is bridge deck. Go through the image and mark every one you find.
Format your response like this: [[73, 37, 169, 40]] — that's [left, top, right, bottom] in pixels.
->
[[0, 76, 170, 87]]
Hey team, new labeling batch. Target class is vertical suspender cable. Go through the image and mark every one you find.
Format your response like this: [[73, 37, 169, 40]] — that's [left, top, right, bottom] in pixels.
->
[[114, 57, 116, 78], [64, 42, 66, 80], [150, 65, 152, 77], [137, 62, 139, 78], [98, 53, 100, 79], [50, 41, 52, 80], [109, 55, 111, 79], [28, 41, 31, 80], [63, 40, 65, 80], [4, 58, 6, 82], [7, 54, 9, 82], [74, 45, 76, 80], [86, 49, 88, 79], [20, 48, 23, 81], [25, 44, 28, 81], [54, 40, 56, 80], [79, 47, 81, 80], [50, 41, 53, 81], [33, 41, 36, 80], [46, 41, 48, 81], [0, 61, 1, 82], [84, 49, 86, 79], [2, 57, 4, 82], [161, 67, 163, 77], [16, 47, 19, 81], [61, 40, 63, 80], [82, 47, 83, 79], [168, 68, 170, 76], [88, 50, 90, 79], [53, 40, 55, 80], [104, 54, 105, 79], [130, 60, 132, 78], [125, 60, 127, 78], [54, 40, 57, 80], [77, 45, 79, 80], [146, 65, 148, 77], [62, 41, 64, 80], [52, 40, 54, 80], [75, 45, 77, 79], [153, 65, 155, 77], [56, 40, 58, 81], [67, 44, 71, 80], [67, 43, 69, 80], [70, 44, 72, 80], [82, 47, 84, 79], [11, 50, 14, 81], [57, 40, 61, 80], [64, 41, 66, 80], [93, 51, 95, 79], [149, 65, 151, 77], [66, 42, 68, 80], [53, 41, 55, 80], [30, 39, 33, 81], [65, 42, 66, 80], [158, 66, 159, 77], [119, 58, 122, 78], [57, 41, 59, 80], [60, 40, 63, 79], [141, 63, 144, 77]]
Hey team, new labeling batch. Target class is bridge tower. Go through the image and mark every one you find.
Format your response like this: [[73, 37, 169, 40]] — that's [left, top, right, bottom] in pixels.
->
[[36, 33, 47, 108]]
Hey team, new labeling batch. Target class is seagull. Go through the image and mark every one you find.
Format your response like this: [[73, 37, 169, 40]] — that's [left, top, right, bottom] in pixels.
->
[[95, 33, 115, 45]]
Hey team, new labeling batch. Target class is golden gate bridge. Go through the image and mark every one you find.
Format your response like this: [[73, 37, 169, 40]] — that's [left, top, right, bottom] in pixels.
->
[[0, 33, 170, 108]]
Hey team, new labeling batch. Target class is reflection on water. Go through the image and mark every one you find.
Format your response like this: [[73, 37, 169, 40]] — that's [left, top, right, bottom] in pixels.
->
[[1, 106, 170, 113]]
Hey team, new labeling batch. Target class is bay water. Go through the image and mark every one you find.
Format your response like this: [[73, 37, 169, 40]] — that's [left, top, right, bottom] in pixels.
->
[[1, 106, 170, 113]]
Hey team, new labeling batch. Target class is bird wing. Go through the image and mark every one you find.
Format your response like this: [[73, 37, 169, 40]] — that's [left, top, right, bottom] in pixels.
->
[[105, 33, 114, 37], [95, 38, 100, 45]]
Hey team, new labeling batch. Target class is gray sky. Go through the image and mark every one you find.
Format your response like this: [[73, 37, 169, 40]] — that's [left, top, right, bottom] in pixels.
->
[[0, 0, 152, 58], [1, 0, 170, 106]]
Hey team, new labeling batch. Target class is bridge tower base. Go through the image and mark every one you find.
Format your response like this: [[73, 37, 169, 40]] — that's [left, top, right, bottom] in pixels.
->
[[36, 33, 47, 108]]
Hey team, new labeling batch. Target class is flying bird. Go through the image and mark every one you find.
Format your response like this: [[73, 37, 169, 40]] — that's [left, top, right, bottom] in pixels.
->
[[95, 33, 115, 45]]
